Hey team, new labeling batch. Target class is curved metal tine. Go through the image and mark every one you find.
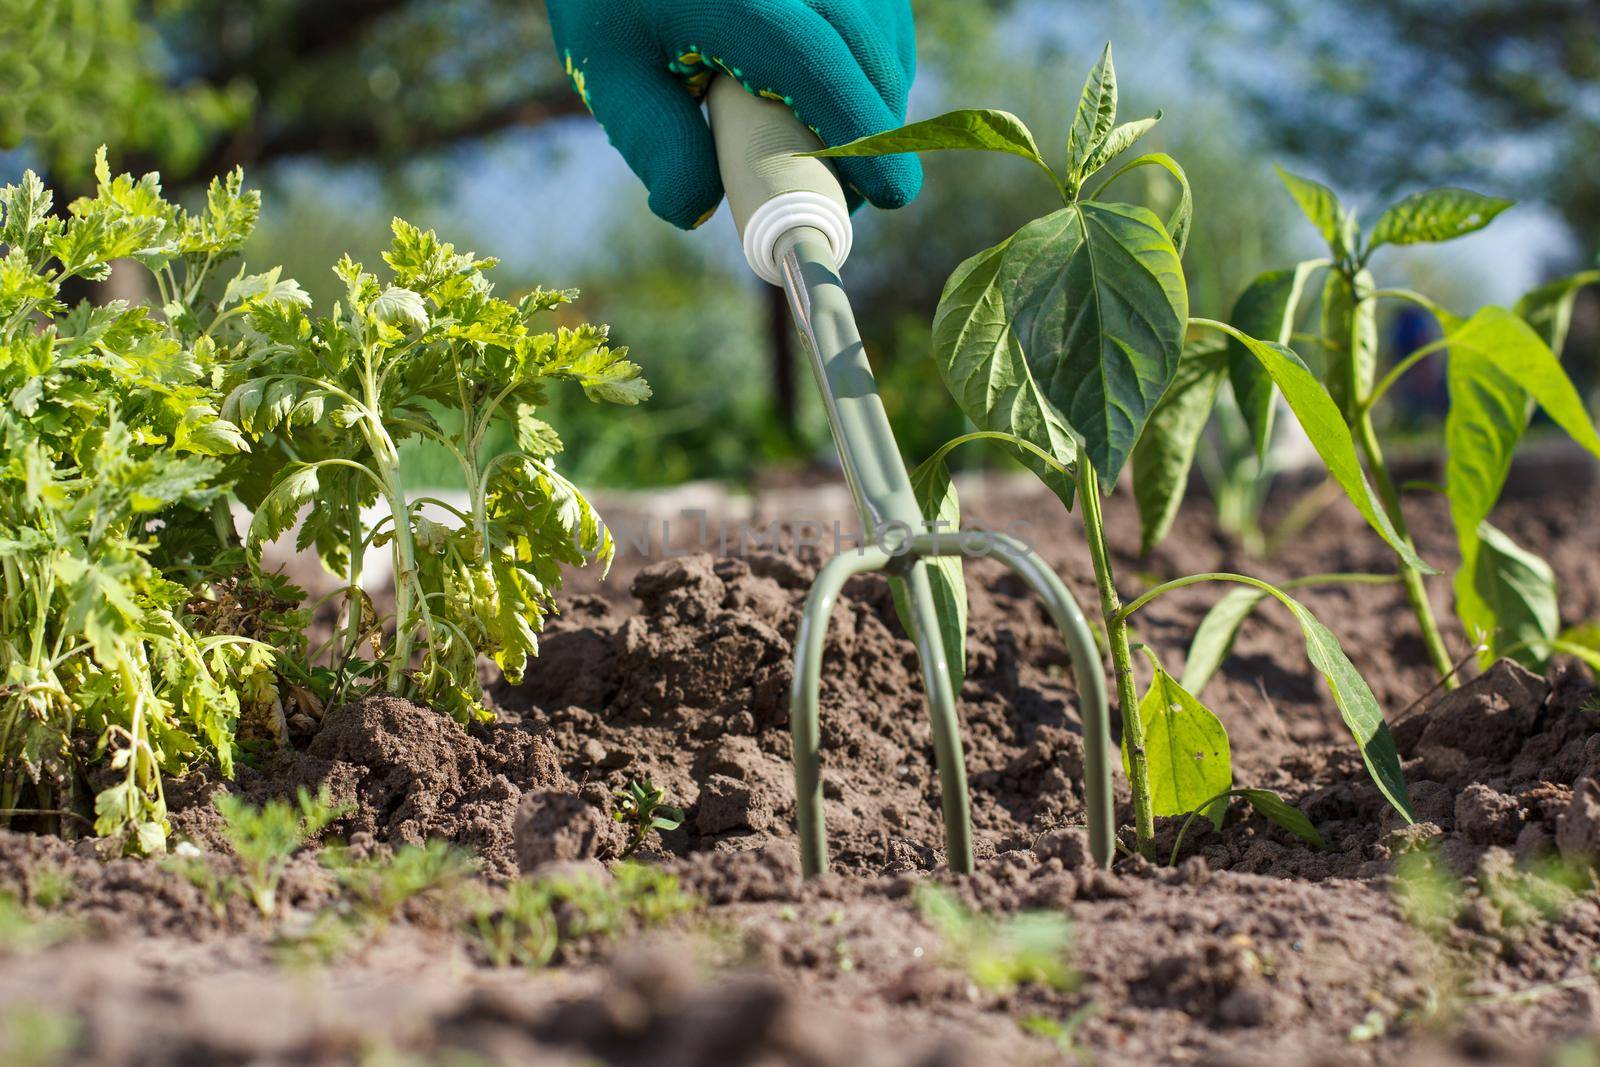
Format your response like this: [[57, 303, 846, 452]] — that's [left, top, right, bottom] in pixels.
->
[[902, 559, 974, 873], [901, 532, 1115, 869], [789, 546, 892, 877]]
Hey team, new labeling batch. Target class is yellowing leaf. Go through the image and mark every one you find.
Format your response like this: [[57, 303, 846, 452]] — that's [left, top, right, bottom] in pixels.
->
[[1123, 664, 1232, 817]]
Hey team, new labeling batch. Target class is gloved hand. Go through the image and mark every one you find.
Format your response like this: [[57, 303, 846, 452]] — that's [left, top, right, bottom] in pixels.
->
[[545, 0, 922, 229]]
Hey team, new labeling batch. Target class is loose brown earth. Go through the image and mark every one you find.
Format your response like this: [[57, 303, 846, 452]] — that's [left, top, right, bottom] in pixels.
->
[[6, 464, 1600, 1066]]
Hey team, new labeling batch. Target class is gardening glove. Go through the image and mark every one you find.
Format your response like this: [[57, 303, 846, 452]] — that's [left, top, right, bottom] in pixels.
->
[[545, 0, 922, 228]]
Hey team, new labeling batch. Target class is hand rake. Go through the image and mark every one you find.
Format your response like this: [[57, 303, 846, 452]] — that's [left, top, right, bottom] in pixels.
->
[[706, 78, 1114, 876]]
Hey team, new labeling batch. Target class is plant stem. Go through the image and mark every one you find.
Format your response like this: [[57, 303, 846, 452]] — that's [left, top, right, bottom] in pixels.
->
[[1075, 458, 1154, 856], [1353, 412, 1457, 687], [1341, 277, 1457, 690]]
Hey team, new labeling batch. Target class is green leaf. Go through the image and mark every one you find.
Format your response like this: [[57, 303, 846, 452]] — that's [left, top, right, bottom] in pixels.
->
[[1283, 596, 1413, 822], [933, 203, 1187, 495], [1226, 266, 1326, 458], [541, 324, 650, 404], [1080, 112, 1162, 179], [1131, 338, 1227, 552], [1447, 307, 1600, 457], [1457, 522, 1558, 669], [1549, 624, 1600, 673], [221, 266, 310, 311], [247, 464, 320, 556], [1067, 43, 1118, 174], [807, 109, 1046, 168], [1206, 323, 1435, 575], [1442, 306, 1600, 664], [1370, 188, 1512, 249], [1515, 270, 1600, 355], [1122, 663, 1232, 817], [1092, 152, 1193, 256], [891, 455, 967, 697], [1320, 269, 1378, 420], [1238, 789, 1325, 849], [1276, 166, 1349, 257], [371, 286, 429, 331], [1180, 585, 1269, 697]]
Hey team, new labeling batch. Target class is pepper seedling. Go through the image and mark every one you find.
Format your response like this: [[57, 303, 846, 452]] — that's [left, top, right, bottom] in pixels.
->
[[1168, 176, 1600, 693], [613, 778, 683, 858], [815, 44, 1412, 858]]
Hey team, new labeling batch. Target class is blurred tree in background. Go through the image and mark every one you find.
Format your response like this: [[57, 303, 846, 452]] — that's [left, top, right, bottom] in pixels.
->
[[9, 0, 1571, 492], [0, 0, 246, 179], [1167, 0, 1600, 249]]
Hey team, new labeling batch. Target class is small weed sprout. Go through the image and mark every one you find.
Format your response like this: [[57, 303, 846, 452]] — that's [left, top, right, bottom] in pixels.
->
[[215, 786, 345, 917], [325, 840, 477, 929], [26, 866, 74, 910], [915, 885, 1073, 995], [470, 880, 560, 969], [468, 861, 695, 969], [613, 779, 684, 858], [1020, 1003, 1096, 1064], [0, 1005, 79, 1067], [0, 891, 71, 954], [273, 908, 361, 970]]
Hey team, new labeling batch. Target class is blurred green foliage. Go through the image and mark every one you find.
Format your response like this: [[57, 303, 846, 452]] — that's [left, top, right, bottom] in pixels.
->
[[0, 0, 1409, 493], [0, 0, 246, 179]]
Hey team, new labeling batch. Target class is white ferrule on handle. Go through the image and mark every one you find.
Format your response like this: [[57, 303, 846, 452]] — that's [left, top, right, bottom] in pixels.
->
[[708, 76, 853, 285]]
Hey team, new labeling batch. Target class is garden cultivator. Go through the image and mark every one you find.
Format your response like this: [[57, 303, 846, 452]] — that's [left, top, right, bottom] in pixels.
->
[[707, 78, 1114, 876]]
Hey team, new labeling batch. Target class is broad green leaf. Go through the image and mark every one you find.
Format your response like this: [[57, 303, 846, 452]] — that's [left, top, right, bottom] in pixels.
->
[[1081, 112, 1162, 179], [1206, 323, 1435, 575], [1284, 595, 1413, 822], [1550, 624, 1600, 673], [1443, 305, 1600, 664], [1226, 270, 1302, 457], [1276, 166, 1348, 256], [808, 109, 1046, 168], [1457, 522, 1558, 669], [1093, 152, 1193, 256], [1239, 789, 1325, 849], [933, 204, 1187, 495], [1131, 338, 1227, 552], [1320, 269, 1378, 420], [1370, 188, 1512, 249], [1445, 307, 1600, 457], [1122, 664, 1232, 817], [891, 454, 968, 696], [1515, 270, 1600, 355], [371, 286, 429, 331], [1180, 585, 1269, 696], [1067, 43, 1118, 173]]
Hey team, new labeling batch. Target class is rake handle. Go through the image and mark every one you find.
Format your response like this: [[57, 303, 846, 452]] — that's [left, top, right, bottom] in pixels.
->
[[707, 76, 853, 285]]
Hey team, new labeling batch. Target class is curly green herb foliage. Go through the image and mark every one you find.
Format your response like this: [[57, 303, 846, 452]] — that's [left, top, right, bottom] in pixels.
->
[[0, 152, 310, 852], [230, 219, 648, 722], [815, 45, 1398, 857], [1190, 171, 1600, 682]]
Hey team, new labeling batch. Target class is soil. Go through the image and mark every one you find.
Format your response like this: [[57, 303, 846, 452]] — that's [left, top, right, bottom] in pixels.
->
[[5, 471, 1600, 1066]]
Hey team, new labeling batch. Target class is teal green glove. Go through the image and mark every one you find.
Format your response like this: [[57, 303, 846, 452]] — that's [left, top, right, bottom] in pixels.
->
[[545, 0, 922, 229]]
